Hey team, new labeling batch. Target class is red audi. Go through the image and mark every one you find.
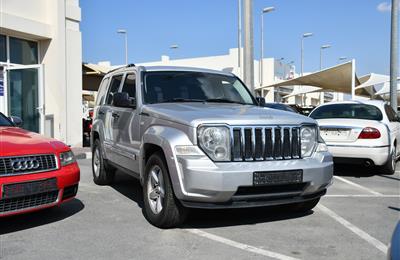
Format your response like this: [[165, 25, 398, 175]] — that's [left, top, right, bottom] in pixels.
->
[[0, 113, 80, 217]]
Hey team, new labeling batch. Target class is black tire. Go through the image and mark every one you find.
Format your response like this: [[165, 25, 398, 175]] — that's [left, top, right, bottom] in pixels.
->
[[381, 146, 396, 175], [292, 198, 320, 213], [92, 139, 116, 185], [142, 152, 187, 228]]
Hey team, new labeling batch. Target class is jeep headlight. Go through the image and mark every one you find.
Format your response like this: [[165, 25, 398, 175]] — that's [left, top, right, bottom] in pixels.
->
[[60, 150, 76, 166], [198, 126, 231, 161], [300, 126, 317, 157]]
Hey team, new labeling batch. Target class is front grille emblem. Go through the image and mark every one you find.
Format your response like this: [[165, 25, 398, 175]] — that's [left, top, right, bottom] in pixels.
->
[[11, 158, 40, 171]]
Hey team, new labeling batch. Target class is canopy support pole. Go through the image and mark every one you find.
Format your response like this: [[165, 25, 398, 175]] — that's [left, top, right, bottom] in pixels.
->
[[351, 59, 356, 99]]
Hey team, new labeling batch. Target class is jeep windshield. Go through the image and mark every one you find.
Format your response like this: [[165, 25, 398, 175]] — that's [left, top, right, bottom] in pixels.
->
[[0, 113, 13, 127], [143, 71, 256, 105]]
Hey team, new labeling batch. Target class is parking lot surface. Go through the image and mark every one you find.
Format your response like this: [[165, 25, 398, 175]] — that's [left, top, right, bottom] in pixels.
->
[[0, 159, 399, 260]]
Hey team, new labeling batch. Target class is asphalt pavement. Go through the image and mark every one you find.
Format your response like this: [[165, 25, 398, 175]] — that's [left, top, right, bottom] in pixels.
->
[[0, 159, 399, 260]]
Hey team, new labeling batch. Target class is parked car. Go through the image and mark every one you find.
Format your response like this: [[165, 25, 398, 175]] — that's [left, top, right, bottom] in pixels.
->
[[91, 65, 333, 228], [309, 100, 400, 174], [83, 108, 93, 147], [264, 102, 299, 113], [0, 113, 80, 217], [388, 221, 400, 260]]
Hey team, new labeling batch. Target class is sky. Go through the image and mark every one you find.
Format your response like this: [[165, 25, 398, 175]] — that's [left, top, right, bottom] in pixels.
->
[[81, 0, 397, 76]]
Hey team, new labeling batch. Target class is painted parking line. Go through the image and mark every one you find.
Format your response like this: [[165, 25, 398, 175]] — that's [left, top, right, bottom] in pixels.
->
[[326, 194, 400, 198], [333, 176, 383, 196], [186, 229, 301, 260], [317, 204, 388, 254]]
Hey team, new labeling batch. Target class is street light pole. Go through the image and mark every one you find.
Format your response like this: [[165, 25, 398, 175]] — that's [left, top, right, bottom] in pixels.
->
[[390, 0, 399, 111], [238, 0, 242, 77], [260, 6, 275, 86], [117, 29, 128, 65], [320, 44, 331, 70], [301, 32, 313, 76], [243, 0, 254, 94], [338, 56, 347, 64]]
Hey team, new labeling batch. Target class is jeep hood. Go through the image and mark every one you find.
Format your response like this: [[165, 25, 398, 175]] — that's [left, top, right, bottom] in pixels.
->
[[142, 103, 316, 127]]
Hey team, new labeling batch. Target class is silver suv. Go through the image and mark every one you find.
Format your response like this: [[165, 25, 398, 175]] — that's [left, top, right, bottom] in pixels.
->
[[91, 65, 333, 228]]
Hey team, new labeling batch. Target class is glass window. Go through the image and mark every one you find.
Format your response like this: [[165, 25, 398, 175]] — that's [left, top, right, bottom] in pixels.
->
[[0, 35, 6, 62], [105, 75, 123, 105], [121, 73, 136, 98], [10, 37, 38, 65], [143, 71, 255, 105], [310, 104, 383, 121], [96, 77, 109, 105]]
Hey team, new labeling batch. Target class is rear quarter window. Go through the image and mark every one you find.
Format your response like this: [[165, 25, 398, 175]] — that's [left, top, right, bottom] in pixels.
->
[[310, 104, 383, 121], [96, 77, 110, 106]]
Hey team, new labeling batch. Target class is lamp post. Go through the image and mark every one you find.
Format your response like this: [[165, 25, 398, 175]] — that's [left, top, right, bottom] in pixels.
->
[[238, 0, 242, 77], [260, 6, 275, 86], [117, 29, 128, 65], [243, 0, 255, 93], [301, 32, 313, 76], [320, 44, 331, 70], [390, 0, 399, 111], [338, 56, 347, 64]]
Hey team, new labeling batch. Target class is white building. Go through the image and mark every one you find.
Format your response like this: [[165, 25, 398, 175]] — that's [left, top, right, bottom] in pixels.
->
[[0, 0, 82, 146]]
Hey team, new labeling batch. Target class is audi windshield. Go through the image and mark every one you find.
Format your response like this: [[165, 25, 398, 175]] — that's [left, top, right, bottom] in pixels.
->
[[0, 113, 13, 127], [142, 71, 256, 105]]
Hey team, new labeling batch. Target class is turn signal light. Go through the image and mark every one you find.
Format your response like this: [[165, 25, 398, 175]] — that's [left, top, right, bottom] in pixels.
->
[[358, 127, 381, 139]]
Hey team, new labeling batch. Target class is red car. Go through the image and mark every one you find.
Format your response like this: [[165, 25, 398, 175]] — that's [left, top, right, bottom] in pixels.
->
[[0, 113, 80, 217]]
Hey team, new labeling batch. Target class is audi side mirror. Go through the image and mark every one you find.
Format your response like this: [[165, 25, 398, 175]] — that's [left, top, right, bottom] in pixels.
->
[[256, 96, 266, 107], [112, 92, 136, 108], [10, 116, 23, 127]]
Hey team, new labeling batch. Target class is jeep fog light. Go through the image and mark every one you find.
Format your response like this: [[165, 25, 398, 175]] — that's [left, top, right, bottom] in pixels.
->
[[300, 126, 317, 157], [198, 126, 231, 161]]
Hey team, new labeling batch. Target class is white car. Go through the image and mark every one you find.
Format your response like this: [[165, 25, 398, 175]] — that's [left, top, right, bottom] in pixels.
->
[[309, 100, 400, 174]]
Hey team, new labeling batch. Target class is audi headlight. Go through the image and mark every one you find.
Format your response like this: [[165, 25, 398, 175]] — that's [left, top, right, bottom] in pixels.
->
[[60, 151, 76, 166], [198, 126, 231, 161], [300, 126, 317, 157]]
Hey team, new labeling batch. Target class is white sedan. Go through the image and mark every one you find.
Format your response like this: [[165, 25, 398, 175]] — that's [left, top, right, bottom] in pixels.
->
[[309, 100, 400, 174]]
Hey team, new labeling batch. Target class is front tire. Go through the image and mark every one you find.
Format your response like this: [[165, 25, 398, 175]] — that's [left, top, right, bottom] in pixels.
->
[[381, 146, 396, 175], [92, 139, 116, 185], [142, 152, 187, 228]]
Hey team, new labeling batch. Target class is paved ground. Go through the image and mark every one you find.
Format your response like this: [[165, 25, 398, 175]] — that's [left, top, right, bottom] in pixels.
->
[[0, 159, 399, 260]]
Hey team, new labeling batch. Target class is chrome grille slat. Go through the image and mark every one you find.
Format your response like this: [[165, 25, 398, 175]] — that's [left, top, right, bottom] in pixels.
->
[[0, 154, 58, 177], [231, 126, 301, 161]]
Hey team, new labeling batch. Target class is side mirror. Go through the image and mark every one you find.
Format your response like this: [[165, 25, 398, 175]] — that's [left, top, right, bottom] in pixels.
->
[[10, 116, 23, 127], [112, 92, 136, 108], [256, 96, 266, 107]]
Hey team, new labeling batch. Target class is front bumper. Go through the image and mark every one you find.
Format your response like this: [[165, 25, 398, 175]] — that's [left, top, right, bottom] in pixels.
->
[[170, 151, 333, 208], [0, 162, 80, 217], [327, 145, 390, 166]]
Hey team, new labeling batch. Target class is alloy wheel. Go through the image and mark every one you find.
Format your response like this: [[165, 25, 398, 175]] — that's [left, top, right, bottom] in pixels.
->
[[93, 147, 101, 178], [147, 165, 165, 215]]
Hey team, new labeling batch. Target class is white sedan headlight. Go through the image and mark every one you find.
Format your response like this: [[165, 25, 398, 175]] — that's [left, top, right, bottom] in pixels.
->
[[300, 126, 317, 157], [198, 126, 231, 161], [60, 151, 76, 166]]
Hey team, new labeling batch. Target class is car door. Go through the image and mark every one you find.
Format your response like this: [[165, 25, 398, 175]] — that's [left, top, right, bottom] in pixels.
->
[[102, 74, 124, 163], [113, 72, 140, 174], [384, 104, 400, 155]]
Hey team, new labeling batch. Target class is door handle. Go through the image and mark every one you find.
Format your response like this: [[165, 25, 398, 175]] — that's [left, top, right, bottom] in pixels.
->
[[112, 113, 120, 119]]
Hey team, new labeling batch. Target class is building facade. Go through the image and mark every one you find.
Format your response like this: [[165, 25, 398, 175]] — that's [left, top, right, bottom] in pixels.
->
[[0, 0, 82, 146]]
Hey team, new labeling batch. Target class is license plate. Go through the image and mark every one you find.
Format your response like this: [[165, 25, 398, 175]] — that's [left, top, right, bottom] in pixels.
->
[[3, 178, 58, 199], [321, 129, 349, 138], [253, 170, 303, 186]]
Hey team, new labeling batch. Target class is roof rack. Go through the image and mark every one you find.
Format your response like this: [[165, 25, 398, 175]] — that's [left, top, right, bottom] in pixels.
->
[[107, 63, 136, 74]]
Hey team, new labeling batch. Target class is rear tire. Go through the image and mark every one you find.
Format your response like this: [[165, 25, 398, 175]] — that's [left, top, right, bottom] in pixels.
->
[[381, 146, 396, 175], [142, 152, 187, 228], [292, 198, 320, 213], [92, 139, 116, 185]]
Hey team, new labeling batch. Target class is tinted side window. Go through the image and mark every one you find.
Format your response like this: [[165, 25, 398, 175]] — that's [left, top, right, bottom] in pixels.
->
[[385, 105, 396, 121], [121, 73, 136, 98], [105, 75, 123, 105], [96, 77, 110, 106]]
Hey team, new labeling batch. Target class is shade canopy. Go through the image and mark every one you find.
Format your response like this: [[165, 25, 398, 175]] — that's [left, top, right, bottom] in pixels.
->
[[82, 63, 110, 91], [256, 61, 373, 97]]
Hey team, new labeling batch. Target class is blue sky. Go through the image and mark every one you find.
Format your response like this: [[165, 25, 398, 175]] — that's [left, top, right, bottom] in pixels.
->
[[81, 0, 396, 76]]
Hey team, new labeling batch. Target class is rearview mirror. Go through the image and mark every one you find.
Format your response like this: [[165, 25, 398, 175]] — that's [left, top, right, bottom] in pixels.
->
[[256, 96, 266, 107], [10, 116, 23, 127], [112, 92, 136, 108]]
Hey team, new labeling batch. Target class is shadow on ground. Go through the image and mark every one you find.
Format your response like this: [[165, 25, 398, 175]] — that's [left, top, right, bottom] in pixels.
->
[[0, 198, 84, 235], [334, 163, 384, 177], [111, 171, 144, 209]]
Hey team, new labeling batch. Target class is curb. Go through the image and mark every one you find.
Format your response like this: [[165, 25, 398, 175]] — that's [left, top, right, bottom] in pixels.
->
[[74, 152, 92, 160]]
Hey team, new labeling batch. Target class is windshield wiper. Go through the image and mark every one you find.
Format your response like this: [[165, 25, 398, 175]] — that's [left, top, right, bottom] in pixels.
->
[[205, 98, 246, 105], [160, 98, 205, 103]]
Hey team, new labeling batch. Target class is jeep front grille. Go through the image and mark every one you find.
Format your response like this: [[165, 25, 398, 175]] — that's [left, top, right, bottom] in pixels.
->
[[0, 154, 58, 177], [231, 126, 301, 161]]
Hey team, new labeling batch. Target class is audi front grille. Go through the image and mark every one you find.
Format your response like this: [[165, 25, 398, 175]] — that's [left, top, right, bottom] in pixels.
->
[[231, 126, 301, 161], [0, 154, 58, 177], [0, 191, 59, 214]]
